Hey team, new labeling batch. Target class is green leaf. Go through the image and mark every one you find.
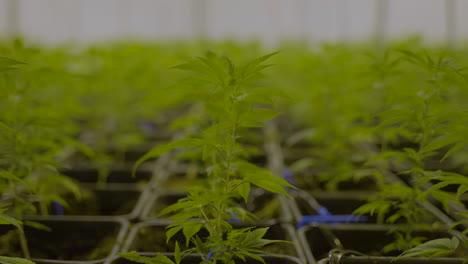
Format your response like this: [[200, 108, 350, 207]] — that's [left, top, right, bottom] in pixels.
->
[[236, 251, 265, 264], [421, 136, 460, 155], [457, 185, 468, 199], [228, 180, 250, 202], [237, 182, 250, 203], [132, 138, 205, 177], [239, 108, 281, 127], [430, 190, 463, 212], [0, 208, 23, 232], [0, 256, 35, 264], [23, 221, 51, 232], [0, 170, 24, 184], [159, 200, 195, 217], [166, 225, 183, 243], [182, 221, 203, 247], [243, 172, 294, 198], [237, 161, 296, 198], [285, 128, 314, 147], [118, 252, 174, 264], [241, 52, 279, 79], [174, 242, 181, 264], [441, 141, 467, 162], [396, 237, 459, 259], [0, 56, 27, 72]]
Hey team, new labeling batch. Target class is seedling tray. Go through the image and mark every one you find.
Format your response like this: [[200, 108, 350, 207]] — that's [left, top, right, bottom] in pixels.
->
[[60, 166, 153, 187], [0, 217, 129, 264], [25, 185, 148, 221]]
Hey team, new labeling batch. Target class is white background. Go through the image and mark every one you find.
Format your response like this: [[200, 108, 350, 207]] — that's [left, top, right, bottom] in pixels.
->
[[0, 0, 466, 45]]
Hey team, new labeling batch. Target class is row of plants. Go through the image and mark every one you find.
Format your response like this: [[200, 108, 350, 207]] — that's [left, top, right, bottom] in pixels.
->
[[275, 42, 468, 262], [1, 37, 468, 264]]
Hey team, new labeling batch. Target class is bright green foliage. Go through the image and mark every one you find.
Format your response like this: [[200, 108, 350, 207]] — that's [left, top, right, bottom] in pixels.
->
[[350, 49, 468, 257], [396, 237, 460, 259], [0, 256, 35, 264], [118, 251, 175, 264], [0, 204, 22, 230], [1, 38, 468, 261], [127, 51, 294, 264], [0, 52, 83, 259]]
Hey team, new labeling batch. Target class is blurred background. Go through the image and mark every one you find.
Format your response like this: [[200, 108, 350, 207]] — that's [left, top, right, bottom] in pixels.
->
[[0, 0, 467, 46]]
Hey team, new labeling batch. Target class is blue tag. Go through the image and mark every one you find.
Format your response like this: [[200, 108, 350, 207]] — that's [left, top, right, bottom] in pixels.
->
[[283, 168, 298, 188], [297, 206, 368, 228], [52, 201, 64, 215]]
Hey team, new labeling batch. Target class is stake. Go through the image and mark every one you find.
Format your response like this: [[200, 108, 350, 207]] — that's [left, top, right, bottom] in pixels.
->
[[18, 228, 31, 259], [5, 0, 20, 37], [445, 0, 456, 50], [191, 0, 207, 39], [375, 0, 389, 55]]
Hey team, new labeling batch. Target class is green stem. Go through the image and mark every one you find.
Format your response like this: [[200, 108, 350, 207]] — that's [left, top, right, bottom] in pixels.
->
[[18, 229, 30, 259]]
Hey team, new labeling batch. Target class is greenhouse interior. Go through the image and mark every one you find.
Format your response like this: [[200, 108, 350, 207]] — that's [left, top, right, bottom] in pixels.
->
[[1, 1, 468, 264]]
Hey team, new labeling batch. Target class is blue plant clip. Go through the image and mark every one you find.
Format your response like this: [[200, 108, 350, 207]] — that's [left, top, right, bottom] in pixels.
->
[[52, 201, 64, 216], [283, 168, 298, 188], [297, 206, 367, 228], [206, 246, 226, 260], [206, 251, 215, 260], [228, 210, 242, 223], [138, 120, 156, 134]]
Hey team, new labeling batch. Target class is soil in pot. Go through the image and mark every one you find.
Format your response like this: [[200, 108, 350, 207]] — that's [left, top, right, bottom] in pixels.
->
[[0, 219, 121, 261], [46, 188, 140, 216], [61, 167, 152, 185]]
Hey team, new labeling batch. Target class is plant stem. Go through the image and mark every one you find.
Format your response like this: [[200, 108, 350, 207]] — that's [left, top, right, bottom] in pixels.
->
[[17, 229, 31, 259]]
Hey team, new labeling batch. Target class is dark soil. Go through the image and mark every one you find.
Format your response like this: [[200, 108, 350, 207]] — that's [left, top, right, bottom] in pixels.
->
[[49, 188, 139, 216], [0, 221, 118, 260]]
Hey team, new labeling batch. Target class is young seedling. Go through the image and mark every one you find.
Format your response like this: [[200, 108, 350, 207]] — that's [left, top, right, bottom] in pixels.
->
[[355, 50, 468, 256], [0, 54, 80, 257], [121, 51, 295, 264]]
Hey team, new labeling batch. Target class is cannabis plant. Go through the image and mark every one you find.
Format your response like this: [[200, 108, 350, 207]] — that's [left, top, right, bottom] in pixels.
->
[[121, 51, 295, 264], [0, 54, 80, 258], [355, 49, 468, 256]]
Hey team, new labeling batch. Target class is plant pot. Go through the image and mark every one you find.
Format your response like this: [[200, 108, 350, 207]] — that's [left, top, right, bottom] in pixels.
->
[[298, 224, 464, 264], [106, 253, 304, 264], [17, 183, 150, 221], [139, 191, 293, 224], [120, 220, 306, 262], [0, 217, 129, 264], [60, 166, 153, 187], [33, 185, 148, 220]]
